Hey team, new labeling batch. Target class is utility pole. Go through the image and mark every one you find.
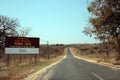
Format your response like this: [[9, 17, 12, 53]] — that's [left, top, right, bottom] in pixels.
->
[[47, 41, 50, 60]]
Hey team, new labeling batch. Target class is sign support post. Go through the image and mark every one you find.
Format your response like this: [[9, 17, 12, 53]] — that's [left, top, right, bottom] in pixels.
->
[[5, 37, 40, 65], [34, 54, 37, 64], [6, 54, 10, 67]]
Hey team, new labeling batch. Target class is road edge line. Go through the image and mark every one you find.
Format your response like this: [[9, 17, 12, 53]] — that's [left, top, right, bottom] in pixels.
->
[[91, 72, 104, 80]]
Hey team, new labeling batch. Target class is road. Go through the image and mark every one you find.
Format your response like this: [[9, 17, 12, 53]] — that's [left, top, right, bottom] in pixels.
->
[[39, 48, 120, 80]]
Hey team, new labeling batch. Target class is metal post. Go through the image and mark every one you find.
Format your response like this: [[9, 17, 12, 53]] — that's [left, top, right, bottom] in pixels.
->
[[47, 41, 50, 60]]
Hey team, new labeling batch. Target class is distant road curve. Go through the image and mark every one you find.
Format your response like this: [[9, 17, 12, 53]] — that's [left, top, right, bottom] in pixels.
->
[[39, 48, 120, 80]]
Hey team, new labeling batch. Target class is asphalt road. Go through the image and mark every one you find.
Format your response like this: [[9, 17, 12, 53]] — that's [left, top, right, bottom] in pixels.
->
[[40, 48, 120, 80]]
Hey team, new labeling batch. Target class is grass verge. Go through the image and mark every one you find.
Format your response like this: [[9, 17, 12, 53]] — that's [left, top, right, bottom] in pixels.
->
[[70, 47, 120, 70], [0, 54, 65, 80]]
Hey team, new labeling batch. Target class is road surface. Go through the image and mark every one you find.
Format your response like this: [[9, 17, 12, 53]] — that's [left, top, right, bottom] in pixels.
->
[[39, 48, 120, 80]]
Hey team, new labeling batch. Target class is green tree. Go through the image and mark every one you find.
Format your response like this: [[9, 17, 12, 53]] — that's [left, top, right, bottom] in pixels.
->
[[83, 0, 120, 60]]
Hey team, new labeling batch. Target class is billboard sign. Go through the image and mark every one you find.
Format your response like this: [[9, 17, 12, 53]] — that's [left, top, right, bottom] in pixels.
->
[[5, 37, 39, 54]]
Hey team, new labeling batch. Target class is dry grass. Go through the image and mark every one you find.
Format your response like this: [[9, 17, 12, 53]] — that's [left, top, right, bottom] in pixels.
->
[[0, 55, 65, 80], [70, 46, 120, 70], [0, 45, 66, 80]]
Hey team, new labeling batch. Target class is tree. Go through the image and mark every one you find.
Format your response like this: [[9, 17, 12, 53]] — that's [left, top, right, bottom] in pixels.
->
[[18, 27, 31, 37], [0, 15, 19, 48], [83, 0, 120, 60], [0, 15, 32, 48]]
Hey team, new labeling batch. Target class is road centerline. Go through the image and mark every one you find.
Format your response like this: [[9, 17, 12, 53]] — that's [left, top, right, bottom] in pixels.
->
[[91, 72, 104, 80]]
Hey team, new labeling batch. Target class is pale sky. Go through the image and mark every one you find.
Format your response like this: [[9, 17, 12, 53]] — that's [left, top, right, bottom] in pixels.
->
[[0, 0, 99, 44]]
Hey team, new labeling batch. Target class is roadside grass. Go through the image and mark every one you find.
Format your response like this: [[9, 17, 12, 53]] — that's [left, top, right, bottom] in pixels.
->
[[0, 45, 66, 80], [0, 60, 50, 79], [0, 54, 65, 80], [0, 44, 66, 80], [70, 47, 120, 69]]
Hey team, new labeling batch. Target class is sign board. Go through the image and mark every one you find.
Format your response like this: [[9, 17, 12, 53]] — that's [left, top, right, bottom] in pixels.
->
[[5, 37, 39, 54]]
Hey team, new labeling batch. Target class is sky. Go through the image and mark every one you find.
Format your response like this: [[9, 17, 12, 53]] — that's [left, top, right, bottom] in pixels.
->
[[0, 0, 99, 44]]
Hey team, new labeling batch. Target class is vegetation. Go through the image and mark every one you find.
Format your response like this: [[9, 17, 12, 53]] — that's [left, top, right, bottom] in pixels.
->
[[83, 0, 120, 60], [0, 15, 31, 49], [0, 15, 66, 79], [70, 44, 119, 65], [0, 44, 66, 80]]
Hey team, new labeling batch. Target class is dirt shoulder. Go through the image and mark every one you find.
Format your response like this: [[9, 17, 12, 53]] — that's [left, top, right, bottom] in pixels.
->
[[70, 47, 120, 70]]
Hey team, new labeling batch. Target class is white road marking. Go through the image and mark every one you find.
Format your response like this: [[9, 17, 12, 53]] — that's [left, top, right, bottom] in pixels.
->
[[91, 72, 104, 80]]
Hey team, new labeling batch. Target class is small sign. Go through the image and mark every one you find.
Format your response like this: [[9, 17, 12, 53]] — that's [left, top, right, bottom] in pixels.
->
[[5, 37, 40, 54]]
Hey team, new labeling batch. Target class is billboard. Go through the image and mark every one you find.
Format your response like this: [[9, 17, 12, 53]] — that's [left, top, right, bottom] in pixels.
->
[[5, 37, 39, 54]]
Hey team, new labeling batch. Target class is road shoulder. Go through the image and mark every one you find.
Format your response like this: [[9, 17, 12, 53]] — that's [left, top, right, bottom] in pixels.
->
[[24, 55, 66, 80], [69, 47, 120, 70]]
